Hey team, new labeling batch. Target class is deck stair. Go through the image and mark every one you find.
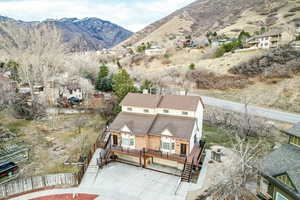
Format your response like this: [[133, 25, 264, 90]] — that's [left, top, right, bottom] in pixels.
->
[[181, 158, 194, 182]]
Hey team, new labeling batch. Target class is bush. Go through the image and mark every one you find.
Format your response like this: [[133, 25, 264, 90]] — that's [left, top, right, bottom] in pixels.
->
[[229, 46, 300, 80], [189, 63, 196, 70], [215, 39, 242, 57], [185, 69, 250, 90]]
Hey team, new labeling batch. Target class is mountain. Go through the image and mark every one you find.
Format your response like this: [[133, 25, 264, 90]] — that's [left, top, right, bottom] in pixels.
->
[[0, 16, 133, 52], [120, 0, 294, 47]]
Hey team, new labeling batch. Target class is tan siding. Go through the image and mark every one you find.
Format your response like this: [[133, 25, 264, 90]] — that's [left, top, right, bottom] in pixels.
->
[[136, 136, 147, 150], [148, 136, 161, 150], [175, 138, 189, 155]]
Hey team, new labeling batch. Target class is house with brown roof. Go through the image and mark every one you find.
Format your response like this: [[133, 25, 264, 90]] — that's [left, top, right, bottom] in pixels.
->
[[104, 93, 205, 182]]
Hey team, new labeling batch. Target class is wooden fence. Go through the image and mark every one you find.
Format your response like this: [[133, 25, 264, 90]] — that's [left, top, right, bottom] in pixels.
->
[[0, 173, 77, 198]]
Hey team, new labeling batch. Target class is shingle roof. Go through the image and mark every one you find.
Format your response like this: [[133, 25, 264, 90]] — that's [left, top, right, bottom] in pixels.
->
[[109, 112, 156, 136], [255, 29, 283, 38], [287, 167, 300, 192], [158, 95, 202, 111], [120, 93, 203, 111], [283, 123, 300, 138], [262, 144, 300, 192], [120, 93, 162, 108], [148, 115, 196, 139], [109, 112, 196, 140]]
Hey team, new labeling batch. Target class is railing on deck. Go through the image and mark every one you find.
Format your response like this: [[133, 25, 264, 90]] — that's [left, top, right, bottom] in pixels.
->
[[144, 148, 186, 163], [111, 145, 141, 156]]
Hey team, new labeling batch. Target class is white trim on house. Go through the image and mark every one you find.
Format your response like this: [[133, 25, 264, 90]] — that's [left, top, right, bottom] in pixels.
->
[[121, 125, 131, 133], [160, 136, 175, 154], [161, 129, 173, 137], [121, 133, 135, 149], [275, 192, 288, 200]]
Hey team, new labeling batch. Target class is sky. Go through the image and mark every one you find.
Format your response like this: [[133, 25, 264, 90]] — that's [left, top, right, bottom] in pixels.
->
[[0, 0, 196, 32]]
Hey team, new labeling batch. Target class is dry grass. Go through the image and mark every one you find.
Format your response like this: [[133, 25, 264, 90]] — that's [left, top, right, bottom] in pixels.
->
[[0, 112, 105, 176]]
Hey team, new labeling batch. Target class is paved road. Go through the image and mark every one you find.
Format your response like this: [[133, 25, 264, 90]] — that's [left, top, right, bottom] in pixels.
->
[[197, 95, 300, 124]]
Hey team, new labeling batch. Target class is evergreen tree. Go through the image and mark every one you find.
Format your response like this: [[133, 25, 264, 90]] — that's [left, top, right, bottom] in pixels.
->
[[95, 64, 109, 91], [140, 79, 153, 92], [112, 69, 136, 102]]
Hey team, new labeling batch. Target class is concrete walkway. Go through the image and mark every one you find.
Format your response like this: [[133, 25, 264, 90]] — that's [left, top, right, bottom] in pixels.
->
[[12, 148, 209, 200]]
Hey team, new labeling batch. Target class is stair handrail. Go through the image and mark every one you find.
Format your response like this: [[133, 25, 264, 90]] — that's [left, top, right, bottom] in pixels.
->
[[188, 157, 194, 182], [180, 157, 188, 179]]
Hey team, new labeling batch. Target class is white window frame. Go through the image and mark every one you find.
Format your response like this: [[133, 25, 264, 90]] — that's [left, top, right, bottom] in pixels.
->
[[121, 133, 135, 149], [182, 111, 188, 116], [276, 192, 288, 200], [160, 137, 175, 154]]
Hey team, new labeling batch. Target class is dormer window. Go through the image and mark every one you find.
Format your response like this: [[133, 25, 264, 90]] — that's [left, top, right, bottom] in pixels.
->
[[144, 109, 149, 113], [127, 107, 132, 111], [182, 111, 188, 115], [163, 109, 169, 114]]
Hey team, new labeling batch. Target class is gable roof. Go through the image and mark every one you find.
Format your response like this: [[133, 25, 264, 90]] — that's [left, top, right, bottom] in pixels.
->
[[109, 112, 196, 140], [283, 123, 300, 138], [262, 144, 300, 193], [148, 115, 196, 139], [287, 167, 300, 192], [120, 93, 162, 108], [109, 112, 156, 136], [158, 95, 202, 111], [120, 93, 203, 111]]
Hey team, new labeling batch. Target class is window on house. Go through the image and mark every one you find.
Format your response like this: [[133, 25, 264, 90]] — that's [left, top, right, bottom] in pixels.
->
[[182, 111, 188, 115], [130, 138, 134, 146], [161, 141, 175, 151], [163, 109, 169, 113], [127, 107, 132, 111], [144, 109, 149, 113], [121, 134, 135, 147]]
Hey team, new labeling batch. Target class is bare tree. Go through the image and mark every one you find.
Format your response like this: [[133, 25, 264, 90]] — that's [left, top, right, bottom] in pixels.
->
[[0, 22, 68, 119], [198, 135, 264, 200]]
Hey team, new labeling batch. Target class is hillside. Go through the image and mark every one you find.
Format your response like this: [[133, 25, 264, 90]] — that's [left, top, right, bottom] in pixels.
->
[[120, 0, 298, 48], [0, 16, 133, 52], [115, 0, 300, 113]]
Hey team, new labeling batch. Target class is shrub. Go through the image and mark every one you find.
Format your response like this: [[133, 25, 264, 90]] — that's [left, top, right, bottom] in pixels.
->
[[189, 63, 196, 70], [185, 69, 250, 90]]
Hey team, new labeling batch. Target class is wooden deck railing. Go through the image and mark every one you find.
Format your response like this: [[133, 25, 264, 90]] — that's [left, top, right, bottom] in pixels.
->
[[144, 149, 186, 163]]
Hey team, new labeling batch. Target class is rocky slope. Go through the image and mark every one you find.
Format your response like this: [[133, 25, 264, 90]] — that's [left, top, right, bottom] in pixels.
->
[[0, 16, 133, 52]]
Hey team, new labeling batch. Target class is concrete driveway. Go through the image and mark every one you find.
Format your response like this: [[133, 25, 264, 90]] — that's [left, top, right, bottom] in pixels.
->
[[80, 162, 186, 200]]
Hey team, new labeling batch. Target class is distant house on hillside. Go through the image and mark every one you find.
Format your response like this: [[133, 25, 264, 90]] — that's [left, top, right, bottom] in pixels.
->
[[145, 45, 166, 56], [257, 123, 300, 200], [247, 29, 283, 49]]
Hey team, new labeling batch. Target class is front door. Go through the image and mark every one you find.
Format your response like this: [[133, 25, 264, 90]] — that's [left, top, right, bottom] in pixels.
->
[[180, 143, 187, 156], [113, 135, 118, 146]]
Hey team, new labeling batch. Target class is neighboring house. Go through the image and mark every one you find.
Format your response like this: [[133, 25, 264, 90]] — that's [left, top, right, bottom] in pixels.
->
[[257, 123, 300, 200], [59, 82, 83, 101], [107, 93, 205, 177], [145, 46, 167, 56], [247, 29, 283, 49]]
